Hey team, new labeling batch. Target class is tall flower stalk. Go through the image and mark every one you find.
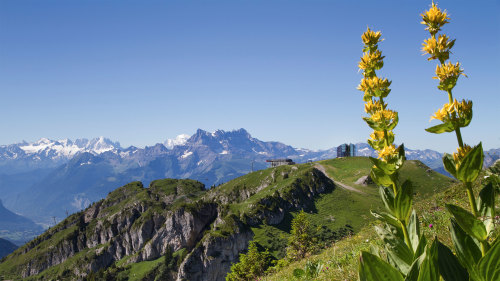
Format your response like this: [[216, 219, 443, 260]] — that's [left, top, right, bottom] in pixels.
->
[[357, 5, 499, 280], [421, 2, 496, 259], [357, 28, 435, 281]]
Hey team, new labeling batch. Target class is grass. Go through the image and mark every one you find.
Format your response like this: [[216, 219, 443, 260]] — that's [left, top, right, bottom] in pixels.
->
[[262, 169, 498, 281], [125, 255, 165, 281]]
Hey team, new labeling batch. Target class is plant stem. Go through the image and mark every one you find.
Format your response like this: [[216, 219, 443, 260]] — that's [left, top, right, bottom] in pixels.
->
[[480, 241, 488, 257], [379, 97, 391, 147], [465, 183, 478, 217], [447, 90, 465, 148], [399, 220, 413, 253]]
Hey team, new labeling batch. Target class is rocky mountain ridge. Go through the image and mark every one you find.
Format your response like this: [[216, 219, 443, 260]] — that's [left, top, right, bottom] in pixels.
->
[[0, 162, 338, 280], [1, 129, 498, 226]]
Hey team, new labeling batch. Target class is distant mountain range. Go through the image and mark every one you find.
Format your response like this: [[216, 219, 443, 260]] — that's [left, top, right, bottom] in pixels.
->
[[0, 128, 498, 228]]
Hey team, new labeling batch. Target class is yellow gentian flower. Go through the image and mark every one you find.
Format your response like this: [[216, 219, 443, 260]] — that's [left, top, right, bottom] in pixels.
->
[[362, 27, 383, 47], [371, 109, 397, 122], [364, 100, 386, 115], [422, 34, 455, 62], [378, 144, 398, 162], [433, 61, 466, 81], [358, 50, 384, 72], [452, 144, 472, 169], [421, 2, 450, 35]]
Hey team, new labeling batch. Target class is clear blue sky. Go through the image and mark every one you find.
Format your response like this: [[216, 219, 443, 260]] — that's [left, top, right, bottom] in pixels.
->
[[0, 0, 498, 152]]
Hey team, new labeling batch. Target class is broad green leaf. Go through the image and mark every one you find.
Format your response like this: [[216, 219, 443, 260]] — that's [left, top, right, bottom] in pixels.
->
[[363, 117, 384, 131], [395, 180, 413, 221], [371, 210, 400, 229], [371, 168, 394, 187], [413, 235, 427, 260], [417, 239, 439, 281], [457, 142, 484, 183], [478, 238, 500, 281], [407, 210, 420, 254], [370, 156, 398, 175], [369, 245, 381, 258], [405, 253, 425, 281], [379, 186, 395, 214], [437, 241, 468, 281], [477, 182, 495, 235], [446, 204, 487, 242], [450, 219, 482, 280], [425, 122, 454, 134], [442, 153, 457, 178], [359, 251, 404, 281], [375, 225, 413, 275], [395, 144, 406, 169]]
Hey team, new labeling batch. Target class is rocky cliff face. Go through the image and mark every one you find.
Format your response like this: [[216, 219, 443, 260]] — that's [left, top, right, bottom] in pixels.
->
[[1, 165, 337, 280]]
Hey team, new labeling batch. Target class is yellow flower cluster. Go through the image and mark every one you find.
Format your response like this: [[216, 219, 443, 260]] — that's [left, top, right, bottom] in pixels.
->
[[371, 109, 397, 123], [421, 34, 455, 62], [361, 28, 383, 51], [358, 50, 384, 72], [378, 144, 397, 161], [452, 144, 472, 169], [433, 61, 466, 81], [421, 2, 449, 35], [358, 76, 391, 99], [370, 130, 394, 143], [358, 28, 399, 163], [422, 2, 471, 129], [364, 99, 386, 115], [430, 99, 472, 125]]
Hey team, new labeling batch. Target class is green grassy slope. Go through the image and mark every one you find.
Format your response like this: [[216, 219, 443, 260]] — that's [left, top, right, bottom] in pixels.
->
[[242, 157, 453, 259], [0, 157, 455, 280], [262, 164, 498, 281]]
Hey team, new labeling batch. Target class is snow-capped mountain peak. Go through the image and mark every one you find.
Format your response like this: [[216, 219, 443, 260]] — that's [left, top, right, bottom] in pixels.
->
[[5, 137, 122, 161]]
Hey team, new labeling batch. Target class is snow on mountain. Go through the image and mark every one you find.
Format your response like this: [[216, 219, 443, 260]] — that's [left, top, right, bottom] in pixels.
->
[[0, 137, 121, 162], [165, 134, 190, 149]]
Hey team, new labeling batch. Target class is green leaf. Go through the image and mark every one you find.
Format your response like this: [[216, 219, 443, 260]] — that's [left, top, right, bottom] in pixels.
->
[[395, 144, 406, 169], [379, 186, 395, 214], [442, 153, 457, 178], [450, 219, 482, 280], [446, 204, 487, 242], [371, 167, 395, 187], [425, 122, 454, 134], [370, 157, 398, 175], [375, 225, 413, 275], [437, 241, 468, 281], [359, 251, 404, 281], [478, 238, 500, 281], [395, 180, 413, 221], [405, 253, 425, 281], [407, 210, 420, 254], [371, 210, 401, 229], [413, 235, 427, 260], [363, 117, 383, 131], [477, 182, 495, 235], [457, 142, 484, 183], [417, 239, 439, 281]]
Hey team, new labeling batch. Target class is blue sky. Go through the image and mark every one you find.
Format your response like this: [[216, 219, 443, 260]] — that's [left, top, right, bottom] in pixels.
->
[[0, 0, 498, 152]]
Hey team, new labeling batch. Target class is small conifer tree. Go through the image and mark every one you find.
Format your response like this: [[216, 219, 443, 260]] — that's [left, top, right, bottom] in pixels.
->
[[226, 241, 272, 281], [286, 210, 316, 261]]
